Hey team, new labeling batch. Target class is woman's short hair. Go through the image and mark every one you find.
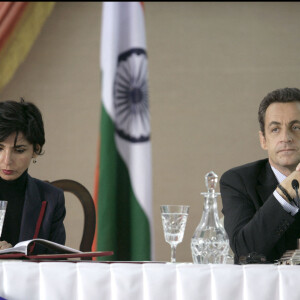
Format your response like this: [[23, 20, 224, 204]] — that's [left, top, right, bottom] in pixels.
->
[[0, 98, 45, 155], [258, 87, 300, 135]]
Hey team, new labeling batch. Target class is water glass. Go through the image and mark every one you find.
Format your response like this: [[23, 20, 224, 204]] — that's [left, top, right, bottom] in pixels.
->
[[160, 205, 189, 263], [0, 201, 7, 238]]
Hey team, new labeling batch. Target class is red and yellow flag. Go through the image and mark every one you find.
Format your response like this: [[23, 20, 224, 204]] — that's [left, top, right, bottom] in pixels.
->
[[0, 2, 55, 92]]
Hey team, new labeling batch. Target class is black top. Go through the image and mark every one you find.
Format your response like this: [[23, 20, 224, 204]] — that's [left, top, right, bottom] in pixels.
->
[[0, 170, 28, 246]]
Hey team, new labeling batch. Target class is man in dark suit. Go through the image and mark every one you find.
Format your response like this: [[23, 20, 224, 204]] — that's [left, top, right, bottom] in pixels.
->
[[220, 87, 300, 264]]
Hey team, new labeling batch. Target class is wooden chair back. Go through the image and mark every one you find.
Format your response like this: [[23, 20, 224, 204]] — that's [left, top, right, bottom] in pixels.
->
[[50, 179, 96, 254]]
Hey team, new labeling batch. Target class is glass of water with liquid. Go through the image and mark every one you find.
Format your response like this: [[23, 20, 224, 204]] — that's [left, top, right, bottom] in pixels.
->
[[160, 205, 189, 263], [0, 201, 7, 237]]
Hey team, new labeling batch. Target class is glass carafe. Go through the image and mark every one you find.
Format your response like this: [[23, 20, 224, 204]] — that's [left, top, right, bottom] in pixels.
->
[[191, 171, 229, 264]]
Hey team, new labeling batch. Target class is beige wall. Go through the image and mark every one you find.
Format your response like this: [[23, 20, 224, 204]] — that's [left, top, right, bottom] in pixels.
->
[[0, 2, 300, 262]]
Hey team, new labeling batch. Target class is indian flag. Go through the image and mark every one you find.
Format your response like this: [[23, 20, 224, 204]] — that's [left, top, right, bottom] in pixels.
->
[[93, 2, 153, 261]]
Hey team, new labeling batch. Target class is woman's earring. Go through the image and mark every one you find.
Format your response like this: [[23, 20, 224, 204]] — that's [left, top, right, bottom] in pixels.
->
[[33, 158, 37, 164]]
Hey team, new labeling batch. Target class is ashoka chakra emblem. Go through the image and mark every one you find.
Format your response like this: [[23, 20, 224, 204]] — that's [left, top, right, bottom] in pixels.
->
[[113, 48, 150, 143]]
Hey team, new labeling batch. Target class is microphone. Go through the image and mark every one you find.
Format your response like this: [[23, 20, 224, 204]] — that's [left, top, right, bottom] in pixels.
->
[[292, 179, 300, 208]]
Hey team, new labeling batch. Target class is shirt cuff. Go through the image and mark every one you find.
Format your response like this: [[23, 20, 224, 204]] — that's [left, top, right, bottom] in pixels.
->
[[274, 190, 299, 216]]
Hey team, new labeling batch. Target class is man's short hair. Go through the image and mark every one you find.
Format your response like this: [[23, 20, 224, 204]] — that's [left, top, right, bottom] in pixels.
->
[[258, 87, 300, 135]]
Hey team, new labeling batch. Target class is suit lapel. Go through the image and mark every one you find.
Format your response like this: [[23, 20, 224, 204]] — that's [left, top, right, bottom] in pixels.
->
[[19, 175, 42, 241], [256, 160, 278, 205]]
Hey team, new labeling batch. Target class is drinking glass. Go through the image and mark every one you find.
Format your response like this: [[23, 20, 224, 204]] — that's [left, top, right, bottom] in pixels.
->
[[160, 205, 189, 263], [0, 201, 7, 238]]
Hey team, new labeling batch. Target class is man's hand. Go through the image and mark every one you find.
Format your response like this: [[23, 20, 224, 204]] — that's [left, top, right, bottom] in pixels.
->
[[277, 164, 300, 202], [0, 241, 12, 250]]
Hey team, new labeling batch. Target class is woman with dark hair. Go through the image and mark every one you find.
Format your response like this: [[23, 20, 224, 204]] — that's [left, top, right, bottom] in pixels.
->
[[0, 98, 66, 253]]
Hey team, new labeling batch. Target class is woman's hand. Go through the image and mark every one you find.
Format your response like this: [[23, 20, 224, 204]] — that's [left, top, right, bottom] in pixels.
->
[[0, 241, 12, 250]]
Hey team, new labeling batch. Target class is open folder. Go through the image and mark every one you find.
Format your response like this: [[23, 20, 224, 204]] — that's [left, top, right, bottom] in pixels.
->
[[0, 238, 113, 260]]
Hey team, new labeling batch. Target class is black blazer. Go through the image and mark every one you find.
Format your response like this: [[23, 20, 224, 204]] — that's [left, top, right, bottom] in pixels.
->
[[19, 174, 66, 253], [220, 158, 300, 263]]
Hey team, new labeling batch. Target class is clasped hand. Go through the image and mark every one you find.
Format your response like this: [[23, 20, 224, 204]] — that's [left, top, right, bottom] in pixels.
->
[[278, 163, 300, 200], [0, 241, 12, 250]]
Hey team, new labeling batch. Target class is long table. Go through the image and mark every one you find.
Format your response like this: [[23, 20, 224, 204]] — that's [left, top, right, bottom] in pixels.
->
[[0, 262, 299, 299]]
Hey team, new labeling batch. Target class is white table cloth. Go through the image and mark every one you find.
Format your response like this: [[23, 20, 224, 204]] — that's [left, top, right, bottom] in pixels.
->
[[0, 262, 300, 300]]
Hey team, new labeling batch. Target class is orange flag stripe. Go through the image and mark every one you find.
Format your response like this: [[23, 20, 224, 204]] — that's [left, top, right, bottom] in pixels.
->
[[0, 2, 28, 51], [0, 2, 14, 22]]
